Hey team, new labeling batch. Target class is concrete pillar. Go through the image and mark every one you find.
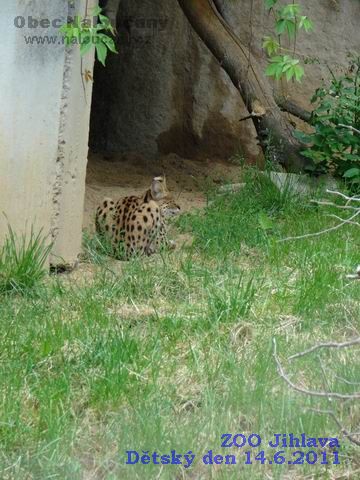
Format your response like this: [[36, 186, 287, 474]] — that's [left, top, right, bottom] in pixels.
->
[[0, 0, 96, 267]]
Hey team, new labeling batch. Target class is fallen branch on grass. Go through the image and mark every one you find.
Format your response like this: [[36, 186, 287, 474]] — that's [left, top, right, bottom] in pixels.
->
[[288, 338, 360, 360], [273, 337, 360, 446], [272, 338, 360, 400], [346, 265, 360, 280], [311, 200, 359, 211], [278, 209, 360, 241], [307, 408, 360, 447], [327, 213, 360, 227], [279, 189, 360, 242]]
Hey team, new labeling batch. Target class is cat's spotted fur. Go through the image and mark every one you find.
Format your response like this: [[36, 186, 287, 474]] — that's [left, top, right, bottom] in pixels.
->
[[95, 176, 180, 256]]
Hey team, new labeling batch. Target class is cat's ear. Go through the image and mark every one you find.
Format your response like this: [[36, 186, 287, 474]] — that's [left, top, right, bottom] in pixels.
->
[[151, 176, 167, 199]]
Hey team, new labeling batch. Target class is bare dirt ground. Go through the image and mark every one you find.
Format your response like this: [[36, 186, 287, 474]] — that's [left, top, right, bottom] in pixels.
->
[[83, 151, 242, 232]]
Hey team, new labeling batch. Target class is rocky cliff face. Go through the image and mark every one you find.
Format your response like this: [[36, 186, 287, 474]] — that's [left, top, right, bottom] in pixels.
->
[[90, 0, 262, 163], [216, 0, 360, 110], [89, 0, 359, 164]]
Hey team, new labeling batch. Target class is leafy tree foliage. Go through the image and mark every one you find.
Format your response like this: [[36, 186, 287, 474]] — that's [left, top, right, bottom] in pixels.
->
[[294, 56, 360, 189]]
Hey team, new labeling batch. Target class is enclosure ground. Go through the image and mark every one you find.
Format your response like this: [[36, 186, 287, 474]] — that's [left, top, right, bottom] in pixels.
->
[[84, 151, 242, 231], [1, 161, 359, 480]]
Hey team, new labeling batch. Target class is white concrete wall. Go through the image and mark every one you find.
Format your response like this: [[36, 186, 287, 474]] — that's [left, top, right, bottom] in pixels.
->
[[0, 0, 96, 266]]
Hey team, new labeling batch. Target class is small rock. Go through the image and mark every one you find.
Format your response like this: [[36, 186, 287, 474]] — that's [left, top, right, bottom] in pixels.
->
[[267, 172, 338, 196]]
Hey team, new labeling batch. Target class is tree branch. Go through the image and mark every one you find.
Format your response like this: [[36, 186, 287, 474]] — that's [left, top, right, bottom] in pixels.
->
[[272, 338, 360, 400], [311, 199, 359, 211], [276, 97, 312, 123], [278, 208, 360, 242], [326, 213, 360, 227], [346, 265, 360, 280], [325, 190, 360, 202], [308, 408, 360, 447], [177, 0, 308, 171], [279, 190, 360, 242], [338, 124, 360, 136], [288, 338, 360, 360]]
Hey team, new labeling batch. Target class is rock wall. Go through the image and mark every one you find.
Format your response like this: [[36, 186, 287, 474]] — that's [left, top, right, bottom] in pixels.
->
[[89, 0, 262, 164], [217, 0, 360, 110], [90, 0, 360, 164]]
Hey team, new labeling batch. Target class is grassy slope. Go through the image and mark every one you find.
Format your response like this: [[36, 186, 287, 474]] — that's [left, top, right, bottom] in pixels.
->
[[0, 171, 359, 479]]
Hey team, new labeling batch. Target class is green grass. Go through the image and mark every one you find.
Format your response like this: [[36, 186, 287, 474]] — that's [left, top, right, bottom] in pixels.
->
[[0, 225, 51, 295], [0, 172, 359, 479]]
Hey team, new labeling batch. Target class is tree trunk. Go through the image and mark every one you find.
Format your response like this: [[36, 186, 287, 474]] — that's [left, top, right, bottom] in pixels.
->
[[177, 0, 309, 171], [276, 97, 312, 123]]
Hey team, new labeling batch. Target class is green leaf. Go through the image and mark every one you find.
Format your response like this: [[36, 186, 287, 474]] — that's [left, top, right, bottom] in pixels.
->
[[99, 34, 118, 53], [285, 20, 296, 38], [343, 152, 360, 162], [280, 4, 300, 18], [262, 36, 280, 56], [293, 130, 313, 144], [80, 37, 93, 56], [269, 55, 284, 63], [294, 64, 304, 82], [285, 67, 294, 81], [299, 16, 313, 32], [265, 55, 304, 82], [99, 14, 110, 25], [265, 0, 278, 10], [92, 5, 103, 16], [258, 212, 274, 231], [282, 62, 294, 72], [275, 18, 297, 38], [98, 14, 115, 35], [71, 27, 81, 40], [59, 23, 70, 34], [275, 19, 287, 35], [304, 163, 316, 172], [265, 63, 281, 77], [95, 41, 108, 66], [71, 15, 83, 28], [343, 167, 360, 178]]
